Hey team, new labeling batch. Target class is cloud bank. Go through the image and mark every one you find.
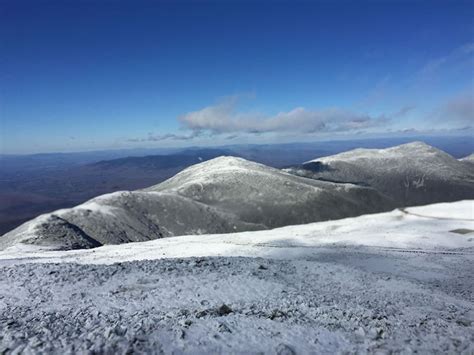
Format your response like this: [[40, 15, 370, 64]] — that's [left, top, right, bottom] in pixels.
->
[[176, 98, 389, 137], [128, 131, 202, 142]]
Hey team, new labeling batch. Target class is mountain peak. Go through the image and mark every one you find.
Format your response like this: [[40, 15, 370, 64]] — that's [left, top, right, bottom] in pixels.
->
[[398, 141, 430, 148], [147, 155, 274, 186], [391, 141, 441, 152], [460, 153, 474, 162], [291, 141, 474, 207], [307, 141, 450, 164]]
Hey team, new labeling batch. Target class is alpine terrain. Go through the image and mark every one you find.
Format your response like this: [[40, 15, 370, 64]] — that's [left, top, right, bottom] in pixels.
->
[[1, 157, 392, 251], [0, 201, 472, 354], [285, 142, 474, 206]]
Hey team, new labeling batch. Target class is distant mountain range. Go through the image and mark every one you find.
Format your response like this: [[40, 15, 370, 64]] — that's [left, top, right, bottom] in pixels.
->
[[2, 141, 473, 251]]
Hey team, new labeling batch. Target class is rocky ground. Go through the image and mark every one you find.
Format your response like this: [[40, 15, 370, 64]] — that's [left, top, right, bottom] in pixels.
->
[[1, 249, 473, 354]]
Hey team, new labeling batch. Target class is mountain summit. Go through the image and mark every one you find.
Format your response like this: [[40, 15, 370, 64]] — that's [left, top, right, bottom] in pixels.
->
[[286, 142, 474, 206]]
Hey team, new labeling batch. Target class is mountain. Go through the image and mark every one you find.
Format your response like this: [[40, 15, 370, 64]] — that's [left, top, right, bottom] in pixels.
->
[[0, 190, 263, 251], [145, 157, 393, 228], [0, 200, 472, 353], [89, 148, 237, 171], [0, 148, 238, 235], [2, 136, 473, 235], [285, 142, 474, 206], [0, 157, 393, 251], [460, 153, 474, 165]]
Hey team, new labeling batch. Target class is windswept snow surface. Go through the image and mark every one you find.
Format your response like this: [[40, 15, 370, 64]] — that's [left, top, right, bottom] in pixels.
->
[[0, 201, 473, 354]]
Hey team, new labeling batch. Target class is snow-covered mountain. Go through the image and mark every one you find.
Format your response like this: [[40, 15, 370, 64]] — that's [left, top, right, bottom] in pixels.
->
[[0, 156, 392, 251], [460, 153, 474, 165], [144, 157, 392, 229], [286, 142, 474, 206], [0, 200, 472, 353]]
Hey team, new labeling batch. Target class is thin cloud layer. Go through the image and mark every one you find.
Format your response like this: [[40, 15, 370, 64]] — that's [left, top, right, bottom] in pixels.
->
[[419, 42, 474, 76], [440, 93, 474, 124], [178, 99, 389, 136], [127, 131, 202, 142], [126, 98, 418, 143]]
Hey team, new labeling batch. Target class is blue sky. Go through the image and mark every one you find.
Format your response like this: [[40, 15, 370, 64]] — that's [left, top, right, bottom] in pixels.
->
[[1, 0, 473, 154]]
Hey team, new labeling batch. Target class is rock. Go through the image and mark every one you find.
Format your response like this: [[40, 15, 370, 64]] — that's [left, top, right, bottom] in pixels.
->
[[369, 327, 384, 340], [218, 323, 232, 333], [276, 343, 295, 355], [217, 304, 233, 316], [355, 327, 365, 337], [195, 310, 210, 319], [456, 318, 472, 327], [269, 309, 287, 320], [179, 319, 193, 327]]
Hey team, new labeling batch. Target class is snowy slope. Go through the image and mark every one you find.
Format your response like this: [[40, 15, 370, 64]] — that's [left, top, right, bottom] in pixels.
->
[[0, 190, 264, 251], [460, 153, 474, 165], [145, 156, 392, 229], [286, 142, 474, 206], [0, 156, 392, 251], [1, 200, 472, 261], [0, 201, 472, 354]]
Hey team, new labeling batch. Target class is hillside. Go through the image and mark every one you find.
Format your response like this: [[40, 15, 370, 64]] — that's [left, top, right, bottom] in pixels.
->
[[145, 156, 392, 229], [0, 148, 238, 235], [460, 153, 474, 165], [285, 142, 474, 206], [0, 157, 392, 251]]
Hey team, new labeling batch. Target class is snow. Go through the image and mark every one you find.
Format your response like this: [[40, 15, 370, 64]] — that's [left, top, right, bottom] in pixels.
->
[[460, 153, 474, 162], [69, 201, 120, 217], [405, 200, 473, 220], [147, 156, 309, 193], [3, 155, 396, 251], [2, 200, 472, 263], [0, 200, 472, 353], [52, 192, 126, 218], [294, 142, 474, 208], [306, 141, 444, 164]]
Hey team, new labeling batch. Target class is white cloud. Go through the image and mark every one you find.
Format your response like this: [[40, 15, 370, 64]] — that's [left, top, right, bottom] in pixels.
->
[[127, 131, 202, 142], [178, 98, 390, 137]]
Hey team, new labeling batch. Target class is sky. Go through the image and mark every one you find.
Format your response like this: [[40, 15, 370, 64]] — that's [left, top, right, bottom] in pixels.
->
[[1, 0, 473, 154]]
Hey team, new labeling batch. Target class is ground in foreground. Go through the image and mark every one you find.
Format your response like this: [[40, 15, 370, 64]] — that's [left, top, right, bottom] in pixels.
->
[[0, 201, 473, 354]]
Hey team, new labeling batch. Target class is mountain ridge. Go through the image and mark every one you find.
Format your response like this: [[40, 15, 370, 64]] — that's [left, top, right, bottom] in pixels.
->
[[286, 141, 474, 206], [2, 141, 473, 251], [1, 156, 393, 251]]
